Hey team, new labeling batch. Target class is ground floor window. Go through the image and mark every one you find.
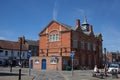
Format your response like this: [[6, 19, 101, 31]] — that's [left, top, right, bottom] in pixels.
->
[[50, 58, 57, 64]]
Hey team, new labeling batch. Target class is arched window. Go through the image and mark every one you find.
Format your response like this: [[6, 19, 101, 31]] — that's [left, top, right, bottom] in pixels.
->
[[49, 33, 59, 42]]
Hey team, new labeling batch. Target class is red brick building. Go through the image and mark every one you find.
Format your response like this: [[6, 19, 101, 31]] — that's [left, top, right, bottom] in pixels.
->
[[31, 17, 103, 70], [104, 52, 120, 63]]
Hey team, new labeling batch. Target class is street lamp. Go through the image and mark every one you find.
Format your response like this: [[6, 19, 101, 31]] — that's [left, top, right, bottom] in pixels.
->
[[18, 37, 22, 80], [104, 48, 106, 66], [70, 51, 75, 76], [104, 48, 107, 76], [10, 50, 13, 72], [18, 36, 25, 80], [27, 50, 31, 76]]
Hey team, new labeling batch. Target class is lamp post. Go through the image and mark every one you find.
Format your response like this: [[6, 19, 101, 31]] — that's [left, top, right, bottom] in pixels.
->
[[10, 50, 13, 72], [18, 37, 22, 80], [104, 48, 106, 66], [70, 51, 75, 76], [27, 50, 31, 76], [104, 48, 107, 76]]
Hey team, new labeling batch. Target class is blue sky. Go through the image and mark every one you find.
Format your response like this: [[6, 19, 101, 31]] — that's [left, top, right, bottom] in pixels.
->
[[0, 0, 120, 52]]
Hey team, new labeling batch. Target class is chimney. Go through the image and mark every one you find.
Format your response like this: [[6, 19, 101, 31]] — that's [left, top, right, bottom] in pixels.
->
[[18, 36, 25, 44], [76, 19, 80, 29], [89, 25, 93, 32], [18, 37, 22, 43]]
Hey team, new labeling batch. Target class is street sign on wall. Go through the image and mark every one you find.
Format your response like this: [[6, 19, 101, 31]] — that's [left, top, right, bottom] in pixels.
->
[[70, 52, 75, 58]]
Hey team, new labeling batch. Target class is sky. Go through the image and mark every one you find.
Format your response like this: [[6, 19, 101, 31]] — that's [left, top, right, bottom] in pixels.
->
[[0, 0, 120, 52]]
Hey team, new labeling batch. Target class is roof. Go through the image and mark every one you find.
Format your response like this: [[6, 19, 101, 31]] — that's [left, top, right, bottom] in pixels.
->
[[39, 20, 101, 37], [39, 20, 74, 35], [56, 20, 74, 30], [83, 31, 91, 35], [0, 40, 27, 50], [95, 33, 102, 37], [26, 40, 39, 46]]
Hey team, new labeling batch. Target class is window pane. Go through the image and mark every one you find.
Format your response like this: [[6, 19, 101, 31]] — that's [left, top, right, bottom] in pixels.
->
[[81, 40, 84, 49], [88, 42, 91, 50], [56, 34, 59, 41], [93, 44, 96, 51], [5, 51, 8, 56], [49, 34, 53, 42]]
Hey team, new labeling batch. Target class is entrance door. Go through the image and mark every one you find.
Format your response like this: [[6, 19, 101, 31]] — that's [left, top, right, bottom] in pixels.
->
[[41, 59, 46, 70]]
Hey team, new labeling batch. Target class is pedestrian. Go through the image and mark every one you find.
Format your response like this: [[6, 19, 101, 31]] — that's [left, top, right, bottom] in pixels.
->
[[104, 65, 108, 76], [94, 65, 99, 73]]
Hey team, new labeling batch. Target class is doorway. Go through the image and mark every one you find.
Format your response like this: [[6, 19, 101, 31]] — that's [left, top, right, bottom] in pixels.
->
[[41, 59, 46, 70]]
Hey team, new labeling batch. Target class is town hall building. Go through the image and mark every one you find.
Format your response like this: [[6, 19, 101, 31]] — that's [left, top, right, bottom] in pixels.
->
[[31, 17, 103, 70]]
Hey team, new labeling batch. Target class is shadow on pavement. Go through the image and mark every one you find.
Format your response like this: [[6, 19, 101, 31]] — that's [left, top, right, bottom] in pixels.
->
[[0, 72, 25, 76]]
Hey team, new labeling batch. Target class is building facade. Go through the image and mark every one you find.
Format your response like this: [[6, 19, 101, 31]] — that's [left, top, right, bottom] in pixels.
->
[[31, 18, 103, 70], [0, 36, 39, 67], [0, 39, 28, 66], [25, 40, 39, 57], [105, 52, 120, 63]]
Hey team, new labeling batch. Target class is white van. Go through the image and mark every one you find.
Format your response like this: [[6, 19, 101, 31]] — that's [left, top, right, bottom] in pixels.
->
[[107, 63, 120, 73]]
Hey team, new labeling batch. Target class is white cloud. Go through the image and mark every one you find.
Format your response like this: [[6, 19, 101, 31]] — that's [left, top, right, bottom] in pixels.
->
[[0, 36, 5, 40], [75, 8, 85, 17], [0, 29, 15, 40], [53, 0, 59, 20]]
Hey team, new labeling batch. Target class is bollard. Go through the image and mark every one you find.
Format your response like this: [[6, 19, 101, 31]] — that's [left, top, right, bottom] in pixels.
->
[[29, 68, 31, 76], [18, 69, 21, 80]]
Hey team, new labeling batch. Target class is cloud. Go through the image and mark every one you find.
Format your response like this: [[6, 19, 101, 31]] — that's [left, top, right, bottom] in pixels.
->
[[73, 8, 92, 21], [0, 29, 15, 40], [53, 0, 59, 20], [75, 8, 86, 17], [0, 36, 5, 40]]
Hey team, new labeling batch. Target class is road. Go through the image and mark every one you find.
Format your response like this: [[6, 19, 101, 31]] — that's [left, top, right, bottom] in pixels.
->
[[0, 67, 120, 80], [34, 71, 66, 80]]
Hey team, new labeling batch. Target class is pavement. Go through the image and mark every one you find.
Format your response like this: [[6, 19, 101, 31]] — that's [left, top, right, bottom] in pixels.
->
[[61, 70, 120, 80], [0, 67, 120, 80]]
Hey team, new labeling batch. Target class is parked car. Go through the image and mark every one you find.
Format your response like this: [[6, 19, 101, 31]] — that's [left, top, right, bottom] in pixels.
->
[[107, 63, 120, 73]]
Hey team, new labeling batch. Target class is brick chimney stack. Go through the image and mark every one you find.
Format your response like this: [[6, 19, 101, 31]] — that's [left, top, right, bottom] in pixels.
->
[[89, 25, 93, 32], [76, 19, 80, 29], [18, 35, 25, 44]]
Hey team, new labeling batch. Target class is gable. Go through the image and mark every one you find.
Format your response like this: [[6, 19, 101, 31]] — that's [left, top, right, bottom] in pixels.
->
[[39, 20, 73, 36]]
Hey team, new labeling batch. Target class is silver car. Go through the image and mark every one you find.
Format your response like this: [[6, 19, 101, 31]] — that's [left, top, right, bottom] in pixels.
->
[[107, 63, 120, 73]]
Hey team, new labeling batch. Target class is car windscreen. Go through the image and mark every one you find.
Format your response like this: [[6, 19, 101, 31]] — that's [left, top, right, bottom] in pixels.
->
[[110, 64, 119, 68]]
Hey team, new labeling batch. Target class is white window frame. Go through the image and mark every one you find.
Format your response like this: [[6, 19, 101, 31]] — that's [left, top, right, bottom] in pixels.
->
[[50, 59, 57, 64], [35, 59, 39, 64], [49, 33, 59, 42]]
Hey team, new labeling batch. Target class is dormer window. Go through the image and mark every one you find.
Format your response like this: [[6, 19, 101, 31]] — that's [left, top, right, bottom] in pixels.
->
[[49, 33, 59, 42]]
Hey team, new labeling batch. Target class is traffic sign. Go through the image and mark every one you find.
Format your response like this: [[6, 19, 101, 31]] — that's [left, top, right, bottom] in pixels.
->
[[70, 52, 74, 58], [55, 56, 58, 60], [27, 52, 31, 58]]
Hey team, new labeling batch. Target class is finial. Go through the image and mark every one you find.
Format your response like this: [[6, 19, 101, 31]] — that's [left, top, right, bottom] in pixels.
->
[[83, 16, 88, 24]]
